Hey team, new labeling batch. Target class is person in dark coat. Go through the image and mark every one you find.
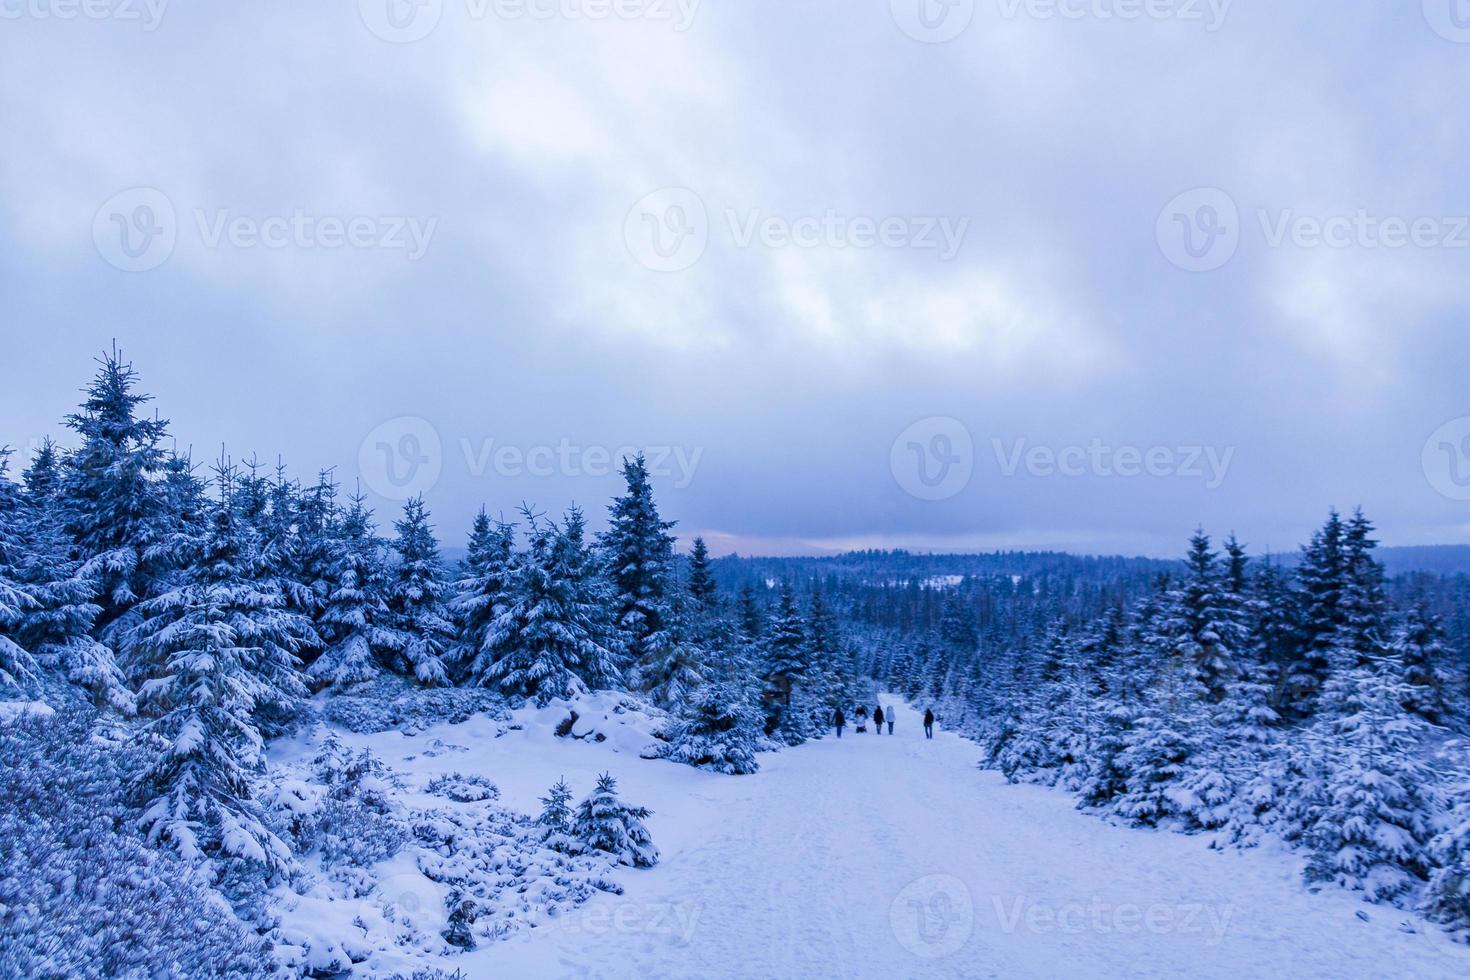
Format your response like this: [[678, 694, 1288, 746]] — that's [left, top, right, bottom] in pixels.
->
[[834, 707, 845, 738], [873, 705, 885, 734], [923, 708, 935, 739]]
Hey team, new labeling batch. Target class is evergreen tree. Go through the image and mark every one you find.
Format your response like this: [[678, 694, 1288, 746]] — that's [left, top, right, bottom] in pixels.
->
[[656, 680, 763, 775], [383, 496, 453, 686], [572, 773, 659, 868], [1392, 602, 1452, 724], [761, 584, 813, 742], [308, 490, 394, 690], [1161, 530, 1237, 703], [599, 453, 676, 675], [1305, 655, 1438, 902], [1289, 510, 1346, 716], [453, 509, 517, 687], [59, 348, 172, 654], [641, 593, 708, 710], [535, 777, 577, 854], [130, 460, 304, 869], [483, 507, 619, 704], [0, 452, 42, 695], [13, 447, 133, 712], [688, 536, 717, 613], [1423, 778, 1470, 937]]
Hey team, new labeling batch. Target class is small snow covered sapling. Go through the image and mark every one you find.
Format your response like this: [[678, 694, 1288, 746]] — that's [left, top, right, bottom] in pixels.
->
[[572, 773, 659, 868], [536, 777, 578, 854]]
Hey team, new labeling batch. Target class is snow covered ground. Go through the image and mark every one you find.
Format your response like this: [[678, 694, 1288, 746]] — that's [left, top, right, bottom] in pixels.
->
[[280, 696, 1470, 979]]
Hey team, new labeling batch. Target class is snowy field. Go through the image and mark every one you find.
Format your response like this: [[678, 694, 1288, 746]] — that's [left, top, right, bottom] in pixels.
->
[[276, 696, 1470, 979]]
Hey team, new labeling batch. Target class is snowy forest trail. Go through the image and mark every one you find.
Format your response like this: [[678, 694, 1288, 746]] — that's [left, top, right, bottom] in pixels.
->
[[471, 698, 1470, 980]]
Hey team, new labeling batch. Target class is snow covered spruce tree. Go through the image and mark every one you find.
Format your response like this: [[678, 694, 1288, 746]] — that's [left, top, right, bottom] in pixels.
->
[[382, 495, 454, 686], [573, 773, 659, 868], [129, 459, 307, 873], [453, 507, 517, 685], [536, 777, 578, 854], [58, 348, 173, 660], [0, 451, 42, 696], [308, 488, 396, 689], [656, 679, 763, 774], [1423, 778, 1470, 939], [761, 583, 819, 744], [482, 506, 620, 704], [641, 592, 709, 710], [599, 453, 676, 688], [10, 443, 134, 712], [1303, 653, 1439, 902]]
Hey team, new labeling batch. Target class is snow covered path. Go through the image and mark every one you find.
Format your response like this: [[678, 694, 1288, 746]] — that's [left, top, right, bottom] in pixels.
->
[[467, 698, 1470, 980]]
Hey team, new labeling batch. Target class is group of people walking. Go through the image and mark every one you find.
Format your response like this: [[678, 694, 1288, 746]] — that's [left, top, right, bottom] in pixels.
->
[[832, 704, 937, 739]]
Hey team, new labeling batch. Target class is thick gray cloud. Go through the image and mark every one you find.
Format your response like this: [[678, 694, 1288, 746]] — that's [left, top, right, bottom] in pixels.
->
[[2, 1, 1468, 556]]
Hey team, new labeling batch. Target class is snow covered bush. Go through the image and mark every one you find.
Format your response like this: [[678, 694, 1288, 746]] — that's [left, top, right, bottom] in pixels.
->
[[0, 709, 269, 978], [321, 673, 507, 734], [1423, 777, 1470, 939], [653, 681, 762, 775], [286, 737, 408, 869], [573, 773, 660, 868]]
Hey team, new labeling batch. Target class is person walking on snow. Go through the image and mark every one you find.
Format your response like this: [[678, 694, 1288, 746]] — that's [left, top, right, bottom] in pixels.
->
[[855, 705, 868, 733], [873, 705, 884, 734], [886, 706, 895, 735], [924, 708, 935, 739], [834, 707, 845, 739]]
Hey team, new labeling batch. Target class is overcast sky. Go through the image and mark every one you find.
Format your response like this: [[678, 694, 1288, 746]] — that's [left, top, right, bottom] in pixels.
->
[[3, 1, 1469, 557]]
